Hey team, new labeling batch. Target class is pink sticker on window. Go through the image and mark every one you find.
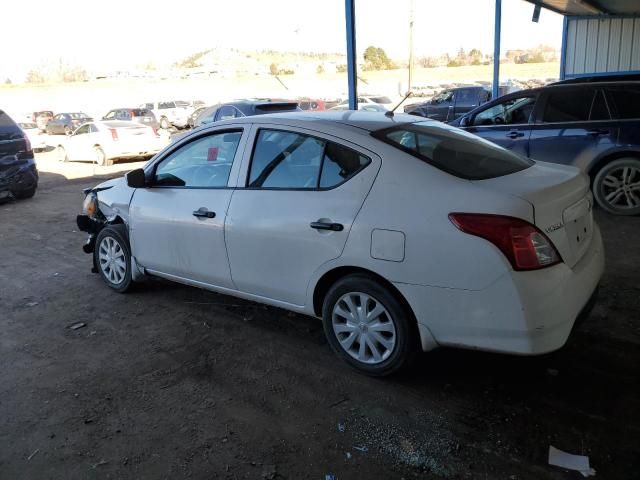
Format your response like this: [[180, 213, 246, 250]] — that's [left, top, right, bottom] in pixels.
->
[[207, 147, 219, 161]]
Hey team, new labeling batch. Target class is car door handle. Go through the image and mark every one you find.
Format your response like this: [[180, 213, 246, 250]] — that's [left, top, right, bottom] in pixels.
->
[[506, 130, 525, 138], [193, 208, 216, 218], [310, 221, 344, 231], [587, 128, 609, 136]]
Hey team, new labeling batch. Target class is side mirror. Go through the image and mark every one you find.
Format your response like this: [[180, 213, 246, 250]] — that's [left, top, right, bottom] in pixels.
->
[[126, 168, 147, 188], [459, 116, 470, 127]]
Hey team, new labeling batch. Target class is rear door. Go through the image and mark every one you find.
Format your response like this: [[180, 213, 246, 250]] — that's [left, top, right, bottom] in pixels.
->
[[66, 124, 92, 159], [129, 127, 248, 287], [225, 125, 380, 306], [528, 87, 618, 168]]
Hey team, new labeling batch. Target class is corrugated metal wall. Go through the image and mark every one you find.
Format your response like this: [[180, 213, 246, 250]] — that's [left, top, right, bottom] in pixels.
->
[[564, 16, 640, 77]]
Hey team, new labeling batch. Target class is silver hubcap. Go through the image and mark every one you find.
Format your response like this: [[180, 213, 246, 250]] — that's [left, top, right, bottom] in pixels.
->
[[98, 236, 126, 284], [332, 292, 396, 365], [602, 166, 640, 209]]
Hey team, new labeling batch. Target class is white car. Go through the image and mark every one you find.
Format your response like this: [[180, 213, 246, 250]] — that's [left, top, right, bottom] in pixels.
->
[[18, 122, 48, 151], [336, 95, 395, 111], [330, 103, 389, 112], [76, 112, 604, 375], [56, 121, 166, 166], [141, 101, 191, 129]]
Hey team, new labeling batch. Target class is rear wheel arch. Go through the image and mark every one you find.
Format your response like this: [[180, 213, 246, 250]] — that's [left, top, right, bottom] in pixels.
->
[[312, 266, 416, 322], [588, 150, 640, 184]]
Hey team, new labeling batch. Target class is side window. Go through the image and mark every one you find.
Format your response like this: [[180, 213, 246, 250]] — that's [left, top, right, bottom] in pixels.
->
[[103, 111, 116, 120], [54, 114, 62, 120], [455, 88, 479, 106], [320, 142, 371, 188], [216, 106, 239, 121], [472, 96, 536, 126], [89, 124, 99, 133], [590, 91, 610, 121], [606, 87, 640, 120], [543, 89, 594, 123], [74, 124, 90, 135], [154, 130, 242, 188], [248, 130, 324, 189]]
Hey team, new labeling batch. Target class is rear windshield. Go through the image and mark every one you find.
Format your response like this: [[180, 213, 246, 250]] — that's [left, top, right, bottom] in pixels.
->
[[0, 110, 22, 139], [254, 103, 300, 113], [373, 122, 533, 180], [131, 109, 153, 117]]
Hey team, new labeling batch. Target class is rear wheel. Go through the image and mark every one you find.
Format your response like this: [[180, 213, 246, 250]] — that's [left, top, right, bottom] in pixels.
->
[[94, 146, 113, 167], [593, 157, 640, 216], [322, 274, 417, 376], [94, 225, 133, 293]]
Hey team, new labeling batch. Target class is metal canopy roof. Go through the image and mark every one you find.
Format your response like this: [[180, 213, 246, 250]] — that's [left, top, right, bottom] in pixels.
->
[[526, 0, 640, 16]]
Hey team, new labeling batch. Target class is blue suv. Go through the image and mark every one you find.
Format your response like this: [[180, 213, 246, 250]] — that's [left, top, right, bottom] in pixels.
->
[[450, 81, 640, 215]]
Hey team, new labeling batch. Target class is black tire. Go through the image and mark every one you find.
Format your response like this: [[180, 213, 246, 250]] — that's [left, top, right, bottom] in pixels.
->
[[160, 117, 170, 130], [593, 157, 640, 216], [94, 224, 133, 293], [322, 274, 418, 376], [13, 186, 37, 199]]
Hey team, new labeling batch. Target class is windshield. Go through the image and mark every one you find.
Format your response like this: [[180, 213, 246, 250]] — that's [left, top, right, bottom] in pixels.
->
[[373, 121, 533, 180], [70, 112, 88, 119]]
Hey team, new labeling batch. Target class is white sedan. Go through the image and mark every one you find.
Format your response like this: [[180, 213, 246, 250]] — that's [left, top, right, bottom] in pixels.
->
[[56, 121, 167, 166], [76, 112, 604, 375], [18, 122, 48, 151]]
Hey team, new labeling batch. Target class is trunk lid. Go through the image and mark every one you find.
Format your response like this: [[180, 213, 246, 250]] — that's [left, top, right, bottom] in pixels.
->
[[473, 161, 594, 268]]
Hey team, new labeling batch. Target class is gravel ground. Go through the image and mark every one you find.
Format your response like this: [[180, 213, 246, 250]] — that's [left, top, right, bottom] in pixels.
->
[[1, 155, 638, 479]]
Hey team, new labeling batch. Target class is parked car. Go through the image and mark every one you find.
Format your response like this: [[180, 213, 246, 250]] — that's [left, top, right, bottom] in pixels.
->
[[0, 110, 38, 200], [46, 112, 93, 135], [55, 121, 165, 166], [450, 81, 640, 215], [140, 101, 190, 129], [192, 100, 300, 128], [102, 108, 159, 129], [335, 95, 394, 111], [298, 99, 327, 111], [404, 86, 492, 122], [76, 112, 603, 376], [187, 106, 207, 129], [330, 103, 389, 112], [32, 111, 53, 132], [18, 122, 48, 151]]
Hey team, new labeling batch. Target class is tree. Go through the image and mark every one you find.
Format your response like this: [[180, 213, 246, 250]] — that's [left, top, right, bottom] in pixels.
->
[[26, 69, 46, 83], [269, 63, 279, 75], [363, 46, 396, 70]]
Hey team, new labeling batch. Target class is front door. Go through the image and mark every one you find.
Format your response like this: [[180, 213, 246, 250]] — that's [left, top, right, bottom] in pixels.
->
[[462, 93, 537, 157], [129, 128, 247, 288], [66, 124, 92, 159], [528, 88, 619, 167], [225, 125, 380, 306]]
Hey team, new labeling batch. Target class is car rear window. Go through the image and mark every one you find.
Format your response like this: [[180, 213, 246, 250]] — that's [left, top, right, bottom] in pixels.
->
[[543, 89, 594, 122], [254, 102, 300, 113], [0, 110, 23, 139], [607, 86, 640, 119], [373, 122, 533, 180], [132, 109, 153, 117]]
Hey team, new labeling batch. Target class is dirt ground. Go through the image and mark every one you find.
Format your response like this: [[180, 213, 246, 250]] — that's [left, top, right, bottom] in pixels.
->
[[1, 153, 639, 480]]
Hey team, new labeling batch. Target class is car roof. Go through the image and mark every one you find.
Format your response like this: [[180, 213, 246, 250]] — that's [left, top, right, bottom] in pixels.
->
[[210, 111, 428, 132]]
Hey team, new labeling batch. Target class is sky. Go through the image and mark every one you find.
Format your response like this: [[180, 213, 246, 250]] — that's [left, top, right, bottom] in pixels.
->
[[1, 0, 563, 80]]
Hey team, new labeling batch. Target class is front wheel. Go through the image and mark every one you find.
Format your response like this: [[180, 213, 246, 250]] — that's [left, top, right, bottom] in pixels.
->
[[94, 225, 133, 293], [94, 146, 113, 166], [322, 274, 417, 376], [593, 157, 640, 216], [159, 117, 170, 130], [57, 145, 68, 162]]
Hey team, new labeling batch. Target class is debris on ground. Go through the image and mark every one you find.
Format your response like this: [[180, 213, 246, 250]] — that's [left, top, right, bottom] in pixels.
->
[[346, 452, 352, 460], [353, 445, 368, 453], [546, 368, 559, 376], [25, 301, 38, 307], [329, 397, 348, 408], [90, 459, 109, 469], [27, 448, 39, 460], [548, 445, 596, 477], [337, 421, 345, 433], [261, 464, 277, 479], [69, 322, 86, 330], [324, 474, 337, 480]]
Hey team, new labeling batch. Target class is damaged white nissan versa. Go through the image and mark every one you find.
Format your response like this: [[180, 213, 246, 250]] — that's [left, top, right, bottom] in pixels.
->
[[76, 112, 604, 376]]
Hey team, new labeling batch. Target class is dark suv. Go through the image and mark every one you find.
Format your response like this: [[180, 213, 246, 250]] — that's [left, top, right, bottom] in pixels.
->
[[450, 81, 640, 216], [193, 100, 301, 128], [0, 110, 38, 201], [405, 86, 493, 122]]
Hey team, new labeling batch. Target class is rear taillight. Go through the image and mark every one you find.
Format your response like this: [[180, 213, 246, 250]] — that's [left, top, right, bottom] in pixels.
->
[[449, 213, 561, 271], [110, 128, 118, 141]]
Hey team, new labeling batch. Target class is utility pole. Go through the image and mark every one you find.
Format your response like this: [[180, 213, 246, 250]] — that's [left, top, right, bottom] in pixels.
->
[[408, 0, 414, 94]]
